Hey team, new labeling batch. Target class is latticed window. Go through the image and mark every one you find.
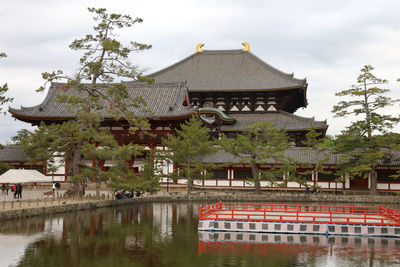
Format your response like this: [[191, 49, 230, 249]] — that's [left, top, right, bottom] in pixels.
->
[[295, 171, 312, 181], [377, 171, 398, 182], [211, 169, 228, 179], [233, 170, 252, 179], [318, 172, 336, 181]]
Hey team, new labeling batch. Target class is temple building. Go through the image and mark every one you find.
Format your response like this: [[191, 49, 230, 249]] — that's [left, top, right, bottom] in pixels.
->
[[146, 43, 328, 145], [9, 43, 399, 191], [0, 146, 44, 173]]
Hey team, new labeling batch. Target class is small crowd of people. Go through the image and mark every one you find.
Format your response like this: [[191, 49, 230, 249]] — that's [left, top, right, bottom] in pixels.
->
[[12, 183, 23, 199], [114, 190, 141, 199], [1, 183, 10, 196], [1, 183, 23, 198]]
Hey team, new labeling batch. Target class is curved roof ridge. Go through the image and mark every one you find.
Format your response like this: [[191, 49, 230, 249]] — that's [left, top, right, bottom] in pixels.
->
[[147, 52, 200, 78], [278, 110, 327, 125], [147, 49, 307, 85], [246, 51, 306, 84], [9, 82, 195, 120], [9, 83, 58, 115], [123, 81, 188, 87]]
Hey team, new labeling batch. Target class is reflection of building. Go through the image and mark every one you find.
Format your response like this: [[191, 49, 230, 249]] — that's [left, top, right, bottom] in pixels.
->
[[198, 231, 400, 256], [152, 203, 185, 239], [8, 44, 400, 190]]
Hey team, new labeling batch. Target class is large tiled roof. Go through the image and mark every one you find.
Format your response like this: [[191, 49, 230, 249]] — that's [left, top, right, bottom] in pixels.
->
[[9, 82, 196, 121], [0, 146, 29, 162], [199, 148, 400, 166], [148, 50, 307, 92], [199, 148, 338, 165], [221, 111, 328, 131]]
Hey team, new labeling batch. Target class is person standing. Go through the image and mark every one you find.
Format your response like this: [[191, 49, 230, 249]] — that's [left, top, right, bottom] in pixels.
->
[[1, 183, 5, 196], [17, 183, 22, 199], [82, 182, 86, 196], [5, 183, 9, 195], [52, 182, 56, 196], [13, 184, 17, 198], [55, 182, 60, 197], [78, 183, 83, 197]]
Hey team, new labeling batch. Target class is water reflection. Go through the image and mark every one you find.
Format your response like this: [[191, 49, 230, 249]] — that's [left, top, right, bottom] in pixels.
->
[[0, 202, 399, 267], [199, 231, 400, 258]]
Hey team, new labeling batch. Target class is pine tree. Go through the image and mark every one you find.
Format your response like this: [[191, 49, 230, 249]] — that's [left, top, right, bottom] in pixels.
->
[[107, 150, 161, 194], [161, 117, 216, 195], [291, 127, 332, 190], [0, 52, 13, 115], [332, 65, 400, 194], [220, 122, 293, 194], [15, 8, 153, 197]]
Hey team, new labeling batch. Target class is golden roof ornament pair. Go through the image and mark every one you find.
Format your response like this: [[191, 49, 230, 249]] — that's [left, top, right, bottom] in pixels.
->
[[196, 42, 250, 52]]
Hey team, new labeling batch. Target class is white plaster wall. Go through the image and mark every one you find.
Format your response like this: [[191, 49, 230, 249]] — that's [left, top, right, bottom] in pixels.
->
[[335, 183, 343, 189], [345, 174, 350, 189], [218, 180, 229, 186], [389, 184, 400, 190], [377, 183, 389, 190], [47, 156, 65, 175], [245, 181, 254, 187], [177, 179, 187, 185], [287, 182, 301, 188], [204, 180, 216, 186], [317, 182, 329, 188], [193, 180, 202, 185], [232, 181, 244, 187], [133, 160, 144, 172]]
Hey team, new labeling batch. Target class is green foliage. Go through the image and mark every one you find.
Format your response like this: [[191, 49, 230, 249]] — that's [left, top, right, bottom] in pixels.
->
[[15, 7, 155, 195], [0, 52, 13, 115], [161, 117, 216, 194], [108, 151, 161, 193], [322, 135, 335, 148], [220, 122, 293, 193], [291, 127, 333, 187], [288, 171, 310, 187], [332, 65, 400, 194], [0, 162, 13, 175]]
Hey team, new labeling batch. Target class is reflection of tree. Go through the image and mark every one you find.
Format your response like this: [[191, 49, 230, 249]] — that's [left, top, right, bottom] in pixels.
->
[[0, 215, 48, 235], [13, 203, 295, 266], [10, 203, 399, 266]]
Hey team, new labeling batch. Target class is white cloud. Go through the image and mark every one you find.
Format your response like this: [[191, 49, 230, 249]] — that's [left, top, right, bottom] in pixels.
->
[[0, 0, 399, 142]]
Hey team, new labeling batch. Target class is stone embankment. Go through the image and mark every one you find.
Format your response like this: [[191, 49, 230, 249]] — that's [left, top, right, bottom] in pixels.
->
[[0, 193, 399, 221]]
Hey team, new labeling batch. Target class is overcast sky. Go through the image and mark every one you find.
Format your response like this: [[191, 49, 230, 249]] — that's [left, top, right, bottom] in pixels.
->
[[0, 0, 399, 143]]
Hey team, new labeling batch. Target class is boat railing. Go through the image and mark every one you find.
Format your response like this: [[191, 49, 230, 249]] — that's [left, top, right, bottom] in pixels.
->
[[198, 201, 400, 226]]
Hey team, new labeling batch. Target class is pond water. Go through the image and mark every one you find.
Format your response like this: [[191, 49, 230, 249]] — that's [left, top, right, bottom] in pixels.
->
[[0, 202, 400, 267]]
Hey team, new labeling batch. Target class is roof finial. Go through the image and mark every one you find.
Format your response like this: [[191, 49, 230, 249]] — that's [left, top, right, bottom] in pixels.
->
[[242, 42, 250, 51], [196, 43, 204, 53]]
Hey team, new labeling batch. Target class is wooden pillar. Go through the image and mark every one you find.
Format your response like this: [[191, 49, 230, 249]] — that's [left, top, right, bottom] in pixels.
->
[[129, 158, 135, 174], [313, 171, 317, 186], [65, 156, 69, 181], [173, 163, 178, 184]]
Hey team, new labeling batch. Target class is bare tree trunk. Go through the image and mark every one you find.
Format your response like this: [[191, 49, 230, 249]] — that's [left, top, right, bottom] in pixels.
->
[[187, 163, 192, 195], [70, 145, 82, 195], [251, 161, 261, 194], [369, 169, 377, 195], [96, 176, 101, 199]]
